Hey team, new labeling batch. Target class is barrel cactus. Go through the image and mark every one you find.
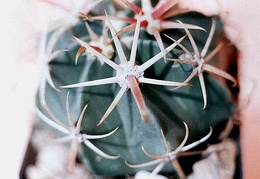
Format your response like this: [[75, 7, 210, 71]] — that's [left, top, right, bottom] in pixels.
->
[[33, 0, 238, 178]]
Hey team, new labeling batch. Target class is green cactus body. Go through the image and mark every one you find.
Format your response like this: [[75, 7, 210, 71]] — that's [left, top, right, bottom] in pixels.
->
[[35, 1, 236, 178]]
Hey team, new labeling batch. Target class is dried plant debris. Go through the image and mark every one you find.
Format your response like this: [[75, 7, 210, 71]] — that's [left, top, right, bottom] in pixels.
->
[[188, 139, 238, 179], [25, 128, 98, 179]]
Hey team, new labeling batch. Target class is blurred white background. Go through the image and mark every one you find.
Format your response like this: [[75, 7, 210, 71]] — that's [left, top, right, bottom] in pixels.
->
[[0, 1, 75, 178]]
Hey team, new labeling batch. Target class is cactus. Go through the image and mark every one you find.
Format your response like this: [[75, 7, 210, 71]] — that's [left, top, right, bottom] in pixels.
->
[[34, 0, 238, 178]]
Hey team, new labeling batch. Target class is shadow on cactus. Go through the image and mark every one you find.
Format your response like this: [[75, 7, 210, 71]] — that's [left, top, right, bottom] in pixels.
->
[[35, 0, 238, 178]]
